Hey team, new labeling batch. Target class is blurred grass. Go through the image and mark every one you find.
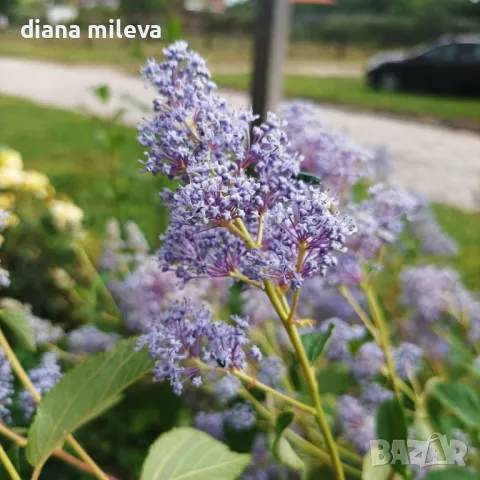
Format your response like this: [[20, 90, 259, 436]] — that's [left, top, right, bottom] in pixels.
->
[[0, 94, 170, 252], [214, 74, 480, 129], [0, 31, 370, 74], [0, 94, 479, 290]]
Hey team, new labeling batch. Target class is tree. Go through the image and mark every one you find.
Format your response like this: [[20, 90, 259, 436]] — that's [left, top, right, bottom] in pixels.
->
[[0, 0, 15, 17]]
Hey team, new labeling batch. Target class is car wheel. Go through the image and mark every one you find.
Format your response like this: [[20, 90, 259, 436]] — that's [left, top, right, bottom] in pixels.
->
[[377, 72, 400, 92]]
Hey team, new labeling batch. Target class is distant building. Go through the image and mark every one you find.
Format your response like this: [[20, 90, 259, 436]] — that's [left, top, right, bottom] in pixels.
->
[[74, 0, 120, 8], [185, 0, 225, 14], [46, 5, 78, 24], [290, 0, 336, 4]]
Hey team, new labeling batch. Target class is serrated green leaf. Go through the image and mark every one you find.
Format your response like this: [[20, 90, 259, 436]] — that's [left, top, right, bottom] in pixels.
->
[[140, 427, 250, 480], [26, 338, 154, 466], [300, 323, 335, 364], [0, 307, 36, 351], [376, 397, 408, 477], [431, 381, 480, 428], [423, 467, 479, 480]]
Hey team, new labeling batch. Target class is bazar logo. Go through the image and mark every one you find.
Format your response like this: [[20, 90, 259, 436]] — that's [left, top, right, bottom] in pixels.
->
[[370, 433, 468, 468]]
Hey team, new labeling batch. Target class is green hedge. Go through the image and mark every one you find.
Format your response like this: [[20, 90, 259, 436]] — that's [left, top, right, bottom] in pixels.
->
[[293, 14, 480, 47]]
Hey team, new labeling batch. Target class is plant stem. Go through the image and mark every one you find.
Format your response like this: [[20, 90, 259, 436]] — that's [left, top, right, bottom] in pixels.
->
[[256, 211, 265, 247], [338, 285, 379, 342], [0, 423, 119, 480], [229, 269, 263, 289], [240, 389, 361, 478], [233, 369, 316, 415], [66, 437, 109, 480], [72, 243, 121, 323], [0, 329, 109, 480], [0, 444, 21, 480], [31, 462, 44, 480], [362, 283, 401, 401], [231, 219, 345, 480], [282, 321, 345, 480]]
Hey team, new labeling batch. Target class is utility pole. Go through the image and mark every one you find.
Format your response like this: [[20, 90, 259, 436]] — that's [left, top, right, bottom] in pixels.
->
[[250, 0, 291, 124]]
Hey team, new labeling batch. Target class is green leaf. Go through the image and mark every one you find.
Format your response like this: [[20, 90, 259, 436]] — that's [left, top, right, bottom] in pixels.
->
[[273, 436, 305, 472], [300, 323, 335, 364], [26, 338, 154, 466], [91, 85, 111, 103], [376, 397, 408, 477], [423, 468, 479, 480], [0, 307, 36, 351], [362, 449, 401, 480], [431, 381, 480, 428], [469, 363, 480, 378], [275, 411, 294, 438], [140, 427, 250, 480]]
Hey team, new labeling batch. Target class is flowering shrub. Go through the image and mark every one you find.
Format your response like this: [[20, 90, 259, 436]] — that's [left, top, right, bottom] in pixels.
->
[[0, 43, 478, 480], [0, 146, 120, 327]]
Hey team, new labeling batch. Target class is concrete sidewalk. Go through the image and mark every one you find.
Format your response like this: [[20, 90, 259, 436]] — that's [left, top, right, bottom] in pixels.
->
[[1, 56, 479, 210]]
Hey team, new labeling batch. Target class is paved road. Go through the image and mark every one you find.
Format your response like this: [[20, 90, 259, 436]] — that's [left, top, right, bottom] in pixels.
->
[[1, 57, 479, 210]]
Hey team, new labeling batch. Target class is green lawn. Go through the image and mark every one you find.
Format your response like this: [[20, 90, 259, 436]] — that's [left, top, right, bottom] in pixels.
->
[[0, 95, 479, 290], [214, 74, 480, 130], [0, 95, 170, 252]]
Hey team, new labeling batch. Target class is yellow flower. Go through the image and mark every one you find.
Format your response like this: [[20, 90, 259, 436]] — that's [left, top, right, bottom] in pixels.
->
[[23, 171, 50, 199], [0, 168, 24, 190], [0, 149, 23, 171], [50, 268, 75, 289], [0, 193, 15, 210], [50, 200, 84, 232]]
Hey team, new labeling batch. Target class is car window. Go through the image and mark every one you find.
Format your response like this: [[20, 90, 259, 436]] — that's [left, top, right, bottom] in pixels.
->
[[456, 43, 480, 62], [423, 44, 458, 62]]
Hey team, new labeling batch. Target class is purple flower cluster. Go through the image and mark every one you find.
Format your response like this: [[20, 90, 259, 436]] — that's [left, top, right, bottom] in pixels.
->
[[352, 342, 385, 381], [139, 42, 354, 291], [410, 206, 458, 256], [347, 184, 419, 259], [194, 411, 225, 441], [241, 288, 277, 326], [279, 101, 373, 196], [224, 402, 255, 431], [137, 300, 261, 395], [0, 348, 14, 422], [257, 356, 285, 388], [214, 374, 241, 405], [337, 395, 376, 455], [351, 340, 422, 381], [402, 265, 480, 347], [360, 384, 393, 409], [20, 352, 62, 419], [67, 325, 121, 355], [28, 313, 64, 346], [319, 317, 365, 362], [402, 265, 462, 322], [299, 277, 364, 322], [242, 435, 295, 480], [392, 342, 423, 380], [114, 259, 190, 332]]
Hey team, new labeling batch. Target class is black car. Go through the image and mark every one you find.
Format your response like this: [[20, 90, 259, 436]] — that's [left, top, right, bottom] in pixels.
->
[[366, 35, 480, 97]]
